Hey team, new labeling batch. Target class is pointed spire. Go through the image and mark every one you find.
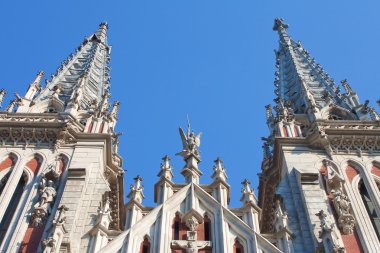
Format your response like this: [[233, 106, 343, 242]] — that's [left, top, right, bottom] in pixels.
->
[[28, 23, 111, 119], [158, 155, 173, 180], [271, 18, 361, 121], [240, 179, 257, 204], [110, 100, 120, 120], [211, 157, 227, 182], [127, 175, 144, 204]]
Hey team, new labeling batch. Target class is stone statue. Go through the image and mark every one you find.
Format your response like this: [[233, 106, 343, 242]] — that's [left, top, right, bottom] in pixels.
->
[[186, 218, 198, 232], [176, 119, 202, 159], [39, 179, 57, 210], [172, 241, 210, 253], [332, 190, 350, 215], [41, 236, 56, 253]]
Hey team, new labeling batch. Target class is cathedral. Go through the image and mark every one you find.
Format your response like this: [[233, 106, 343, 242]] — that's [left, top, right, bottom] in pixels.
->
[[0, 18, 379, 253]]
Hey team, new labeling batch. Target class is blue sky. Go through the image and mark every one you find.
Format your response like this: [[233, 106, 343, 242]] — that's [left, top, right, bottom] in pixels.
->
[[1, 1, 380, 207]]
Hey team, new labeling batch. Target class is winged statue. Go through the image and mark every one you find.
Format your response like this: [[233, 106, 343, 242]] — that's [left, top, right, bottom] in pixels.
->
[[176, 126, 202, 160]]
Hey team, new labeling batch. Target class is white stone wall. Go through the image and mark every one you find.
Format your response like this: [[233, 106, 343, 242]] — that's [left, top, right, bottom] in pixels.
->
[[278, 144, 380, 253]]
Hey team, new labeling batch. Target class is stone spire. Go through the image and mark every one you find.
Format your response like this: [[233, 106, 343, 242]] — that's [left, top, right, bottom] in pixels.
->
[[19, 22, 112, 118], [272, 18, 371, 121]]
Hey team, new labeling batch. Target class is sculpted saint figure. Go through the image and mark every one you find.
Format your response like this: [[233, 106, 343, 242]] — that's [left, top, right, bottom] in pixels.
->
[[39, 179, 57, 209]]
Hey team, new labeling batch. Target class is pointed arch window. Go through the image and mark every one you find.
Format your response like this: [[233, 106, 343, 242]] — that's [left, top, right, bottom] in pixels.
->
[[0, 172, 27, 246], [204, 215, 211, 241], [233, 238, 244, 253], [140, 237, 151, 253], [359, 179, 380, 240], [172, 214, 186, 240]]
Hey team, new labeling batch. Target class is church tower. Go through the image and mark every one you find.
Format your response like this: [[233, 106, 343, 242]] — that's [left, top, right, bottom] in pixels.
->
[[0, 23, 124, 252], [258, 18, 380, 253]]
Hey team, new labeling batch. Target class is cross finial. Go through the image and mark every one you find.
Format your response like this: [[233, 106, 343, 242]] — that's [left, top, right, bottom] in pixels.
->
[[273, 18, 289, 31]]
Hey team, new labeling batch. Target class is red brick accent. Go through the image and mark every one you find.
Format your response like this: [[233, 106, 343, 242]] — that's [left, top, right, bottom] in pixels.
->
[[199, 249, 212, 253], [321, 165, 364, 253], [25, 157, 41, 176], [172, 215, 187, 240], [282, 126, 288, 137], [19, 226, 44, 253], [99, 122, 104, 133], [371, 165, 380, 178], [0, 156, 15, 172], [346, 165, 359, 184], [88, 121, 94, 133], [172, 250, 185, 253], [341, 229, 364, 253], [19, 157, 43, 252], [294, 126, 299, 137]]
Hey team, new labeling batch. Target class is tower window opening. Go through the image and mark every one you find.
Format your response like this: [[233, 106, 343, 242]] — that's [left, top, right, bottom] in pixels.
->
[[174, 220, 179, 240]]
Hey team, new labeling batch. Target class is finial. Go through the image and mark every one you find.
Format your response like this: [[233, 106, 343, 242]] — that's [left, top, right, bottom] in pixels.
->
[[212, 157, 227, 182], [240, 178, 256, 204], [99, 22, 109, 29], [273, 18, 289, 31], [341, 79, 354, 94], [0, 89, 6, 108], [161, 155, 172, 170], [214, 157, 223, 165], [134, 175, 143, 183], [241, 179, 251, 188]]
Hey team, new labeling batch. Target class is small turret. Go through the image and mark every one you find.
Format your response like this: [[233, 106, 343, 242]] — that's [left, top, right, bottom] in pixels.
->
[[127, 175, 144, 204], [24, 71, 44, 100], [240, 179, 257, 204]]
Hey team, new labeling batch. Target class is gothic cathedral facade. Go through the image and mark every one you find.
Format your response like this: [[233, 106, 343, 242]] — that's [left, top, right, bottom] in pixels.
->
[[0, 19, 379, 253]]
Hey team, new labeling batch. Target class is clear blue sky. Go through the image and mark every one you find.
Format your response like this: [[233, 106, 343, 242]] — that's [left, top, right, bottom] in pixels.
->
[[1, 0, 380, 207]]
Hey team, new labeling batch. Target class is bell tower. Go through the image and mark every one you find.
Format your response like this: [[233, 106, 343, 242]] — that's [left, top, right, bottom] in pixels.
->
[[0, 23, 124, 253], [258, 18, 380, 253]]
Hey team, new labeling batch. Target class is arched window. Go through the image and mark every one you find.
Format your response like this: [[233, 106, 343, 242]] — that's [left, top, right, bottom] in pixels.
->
[[0, 171, 27, 246], [140, 237, 151, 253], [359, 180, 380, 240], [196, 214, 211, 241], [233, 238, 244, 253], [0, 155, 17, 196], [204, 215, 211, 241], [172, 214, 186, 240]]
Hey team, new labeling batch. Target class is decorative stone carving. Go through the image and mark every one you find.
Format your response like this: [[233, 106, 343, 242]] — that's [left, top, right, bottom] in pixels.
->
[[172, 241, 211, 253], [315, 210, 333, 234], [38, 179, 57, 209], [53, 205, 69, 226], [323, 160, 356, 235], [41, 237, 56, 253], [31, 176, 57, 227], [176, 118, 202, 160]]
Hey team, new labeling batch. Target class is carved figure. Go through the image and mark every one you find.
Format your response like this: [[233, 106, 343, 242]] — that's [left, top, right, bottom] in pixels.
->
[[176, 119, 202, 159], [39, 180, 57, 209], [332, 190, 350, 215], [172, 241, 210, 253], [41, 236, 56, 253]]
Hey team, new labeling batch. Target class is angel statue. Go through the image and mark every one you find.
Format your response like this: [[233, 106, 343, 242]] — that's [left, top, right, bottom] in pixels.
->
[[176, 119, 202, 159]]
